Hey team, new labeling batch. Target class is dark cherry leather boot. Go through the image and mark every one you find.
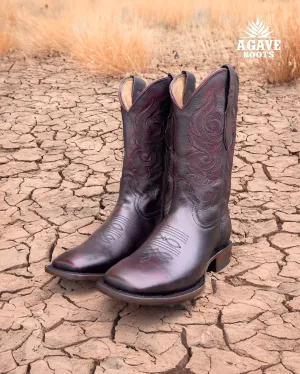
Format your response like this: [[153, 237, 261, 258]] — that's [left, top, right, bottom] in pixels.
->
[[45, 74, 173, 280], [97, 65, 239, 304]]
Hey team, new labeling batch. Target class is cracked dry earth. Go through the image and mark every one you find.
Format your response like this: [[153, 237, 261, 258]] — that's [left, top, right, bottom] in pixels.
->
[[0, 54, 300, 374]]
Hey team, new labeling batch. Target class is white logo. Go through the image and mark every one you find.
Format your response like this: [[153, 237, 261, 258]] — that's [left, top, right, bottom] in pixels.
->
[[242, 19, 274, 39], [237, 19, 281, 58]]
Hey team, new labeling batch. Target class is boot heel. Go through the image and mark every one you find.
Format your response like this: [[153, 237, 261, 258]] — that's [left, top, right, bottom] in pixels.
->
[[208, 243, 232, 272]]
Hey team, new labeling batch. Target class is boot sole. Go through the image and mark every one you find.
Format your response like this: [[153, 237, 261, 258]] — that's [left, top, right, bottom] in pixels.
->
[[96, 242, 232, 306], [45, 264, 104, 281]]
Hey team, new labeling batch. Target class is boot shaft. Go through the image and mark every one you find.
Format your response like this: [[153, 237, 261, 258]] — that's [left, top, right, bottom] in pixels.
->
[[169, 65, 239, 227], [118, 75, 172, 218]]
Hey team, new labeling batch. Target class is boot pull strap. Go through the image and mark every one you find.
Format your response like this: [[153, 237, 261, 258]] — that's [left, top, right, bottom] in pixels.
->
[[182, 71, 196, 105], [221, 64, 239, 150], [131, 76, 147, 103]]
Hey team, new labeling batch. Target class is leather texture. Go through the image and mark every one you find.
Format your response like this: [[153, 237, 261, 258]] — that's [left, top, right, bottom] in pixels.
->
[[51, 75, 172, 274], [104, 65, 239, 294]]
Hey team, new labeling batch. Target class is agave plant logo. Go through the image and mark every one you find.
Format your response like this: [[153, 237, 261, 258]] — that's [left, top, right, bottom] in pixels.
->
[[237, 19, 281, 58], [242, 19, 274, 39]]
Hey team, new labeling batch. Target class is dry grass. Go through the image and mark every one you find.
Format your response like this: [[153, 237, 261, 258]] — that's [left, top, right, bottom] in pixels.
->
[[195, 0, 300, 83], [0, 32, 13, 55], [0, 0, 299, 82], [0, 0, 153, 76], [258, 1, 300, 83], [133, 0, 199, 28], [0, 1, 17, 54]]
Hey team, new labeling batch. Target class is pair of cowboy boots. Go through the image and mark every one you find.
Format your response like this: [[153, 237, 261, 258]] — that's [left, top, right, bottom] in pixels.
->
[[46, 65, 239, 306]]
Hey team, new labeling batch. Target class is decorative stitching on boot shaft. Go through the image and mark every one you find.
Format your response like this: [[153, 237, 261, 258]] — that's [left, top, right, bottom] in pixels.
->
[[186, 91, 225, 228], [125, 93, 170, 218]]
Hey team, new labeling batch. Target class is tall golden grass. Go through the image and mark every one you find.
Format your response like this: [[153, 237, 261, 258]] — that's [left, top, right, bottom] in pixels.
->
[[204, 0, 300, 83], [258, 1, 300, 83], [133, 0, 199, 28], [0, 0, 154, 75], [0, 0, 300, 82], [0, 1, 17, 54]]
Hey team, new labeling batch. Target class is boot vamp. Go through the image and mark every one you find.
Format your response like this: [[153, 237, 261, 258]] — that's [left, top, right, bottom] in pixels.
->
[[104, 205, 222, 295], [52, 204, 160, 274]]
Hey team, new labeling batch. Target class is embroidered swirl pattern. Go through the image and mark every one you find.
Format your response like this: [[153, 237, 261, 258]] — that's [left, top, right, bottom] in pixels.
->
[[129, 96, 169, 217], [186, 92, 225, 228]]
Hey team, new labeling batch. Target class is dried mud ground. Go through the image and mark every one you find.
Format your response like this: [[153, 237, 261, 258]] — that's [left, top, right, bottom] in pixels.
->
[[0, 49, 300, 374]]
